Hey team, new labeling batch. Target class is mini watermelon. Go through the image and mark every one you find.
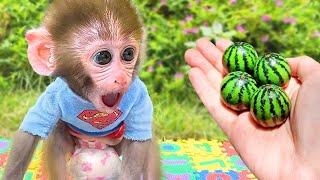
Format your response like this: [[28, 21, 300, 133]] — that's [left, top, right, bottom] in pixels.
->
[[223, 42, 258, 74], [221, 71, 258, 111], [250, 84, 291, 128], [254, 53, 291, 87]]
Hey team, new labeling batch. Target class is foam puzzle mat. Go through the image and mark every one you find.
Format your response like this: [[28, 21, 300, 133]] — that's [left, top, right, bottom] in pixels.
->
[[0, 138, 256, 179]]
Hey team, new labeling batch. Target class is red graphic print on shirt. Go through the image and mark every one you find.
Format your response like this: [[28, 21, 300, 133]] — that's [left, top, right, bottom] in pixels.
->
[[77, 109, 122, 129]]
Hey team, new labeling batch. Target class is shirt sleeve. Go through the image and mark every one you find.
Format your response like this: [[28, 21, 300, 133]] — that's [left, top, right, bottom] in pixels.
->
[[19, 91, 61, 139], [124, 80, 153, 141]]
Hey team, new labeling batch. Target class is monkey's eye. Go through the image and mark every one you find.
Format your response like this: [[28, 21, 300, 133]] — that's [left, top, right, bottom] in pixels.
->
[[93, 50, 112, 65], [122, 47, 135, 62]]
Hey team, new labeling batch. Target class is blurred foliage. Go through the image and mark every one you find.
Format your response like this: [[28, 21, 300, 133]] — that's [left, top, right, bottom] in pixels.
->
[[136, 0, 320, 98], [0, 0, 319, 139], [0, 0, 49, 91], [0, 90, 40, 137], [0, 0, 319, 95]]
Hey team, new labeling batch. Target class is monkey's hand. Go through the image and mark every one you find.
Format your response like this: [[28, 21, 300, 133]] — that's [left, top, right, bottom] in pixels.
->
[[118, 139, 151, 180], [3, 131, 40, 180]]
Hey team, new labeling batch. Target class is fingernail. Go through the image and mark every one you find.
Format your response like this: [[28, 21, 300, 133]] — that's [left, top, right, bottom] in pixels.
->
[[210, 39, 216, 45]]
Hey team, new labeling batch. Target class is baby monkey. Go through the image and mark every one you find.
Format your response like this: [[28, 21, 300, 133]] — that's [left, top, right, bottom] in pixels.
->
[[3, 0, 160, 179]]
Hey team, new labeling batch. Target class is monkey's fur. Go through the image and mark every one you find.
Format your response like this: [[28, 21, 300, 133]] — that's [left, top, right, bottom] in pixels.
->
[[3, 0, 160, 179]]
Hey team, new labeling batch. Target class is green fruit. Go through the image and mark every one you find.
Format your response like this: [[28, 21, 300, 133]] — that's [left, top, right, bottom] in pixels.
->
[[254, 53, 291, 87], [223, 42, 258, 74], [250, 84, 291, 128], [221, 71, 258, 111]]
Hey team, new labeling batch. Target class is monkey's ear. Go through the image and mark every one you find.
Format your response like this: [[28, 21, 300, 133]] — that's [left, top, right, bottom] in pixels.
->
[[25, 27, 56, 76]]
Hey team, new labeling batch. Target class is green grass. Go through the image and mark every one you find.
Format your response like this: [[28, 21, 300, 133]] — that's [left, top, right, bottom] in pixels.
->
[[0, 90, 40, 137], [0, 89, 227, 141]]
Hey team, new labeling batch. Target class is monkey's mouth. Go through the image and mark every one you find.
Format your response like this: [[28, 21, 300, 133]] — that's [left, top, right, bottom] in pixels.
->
[[102, 93, 122, 108]]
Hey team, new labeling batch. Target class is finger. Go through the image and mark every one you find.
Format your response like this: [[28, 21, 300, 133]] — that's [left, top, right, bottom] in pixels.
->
[[195, 38, 225, 73], [288, 56, 320, 82], [284, 78, 300, 97], [188, 68, 237, 134], [215, 39, 234, 53], [185, 48, 223, 91]]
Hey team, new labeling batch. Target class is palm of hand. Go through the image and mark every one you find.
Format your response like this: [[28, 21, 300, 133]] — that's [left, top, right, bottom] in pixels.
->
[[185, 38, 320, 179]]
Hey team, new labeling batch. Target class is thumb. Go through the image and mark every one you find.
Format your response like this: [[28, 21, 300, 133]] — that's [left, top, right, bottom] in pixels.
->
[[288, 56, 320, 82]]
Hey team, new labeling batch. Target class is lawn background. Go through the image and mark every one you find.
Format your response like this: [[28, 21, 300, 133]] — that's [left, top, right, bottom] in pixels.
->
[[0, 0, 319, 140]]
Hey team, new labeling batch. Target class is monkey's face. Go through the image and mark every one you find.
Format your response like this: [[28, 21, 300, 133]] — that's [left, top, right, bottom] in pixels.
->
[[27, 0, 145, 113], [82, 40, 140, 113]]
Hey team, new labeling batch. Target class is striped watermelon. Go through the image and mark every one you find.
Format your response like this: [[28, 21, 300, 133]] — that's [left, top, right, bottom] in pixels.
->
[[221, 71, 258, 111], [254, 53, 291, 87], [250, 84, 291, 128], [223, 42, 258, 74]]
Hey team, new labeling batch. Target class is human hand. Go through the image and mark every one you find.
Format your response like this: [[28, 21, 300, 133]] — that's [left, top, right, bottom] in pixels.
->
[[185, 38, 320, 179]]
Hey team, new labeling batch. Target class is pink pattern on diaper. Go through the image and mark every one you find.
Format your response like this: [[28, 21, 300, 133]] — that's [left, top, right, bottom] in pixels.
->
[[95, 177, 105, 180], [81, 162, 93, 172], [101, 152, 111, 165]]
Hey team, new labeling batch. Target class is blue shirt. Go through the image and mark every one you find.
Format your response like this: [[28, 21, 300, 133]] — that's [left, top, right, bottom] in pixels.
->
[[20, 77, 153, 141]]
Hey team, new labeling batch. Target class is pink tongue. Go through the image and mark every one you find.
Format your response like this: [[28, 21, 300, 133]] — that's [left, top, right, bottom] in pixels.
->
[[102, 93, 118, 107]]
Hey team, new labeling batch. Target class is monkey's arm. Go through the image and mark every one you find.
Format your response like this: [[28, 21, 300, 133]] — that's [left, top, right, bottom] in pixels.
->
[[119, 139, 152, 180], [3, 131, 40, 180], [3, 84, 62, 180]]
